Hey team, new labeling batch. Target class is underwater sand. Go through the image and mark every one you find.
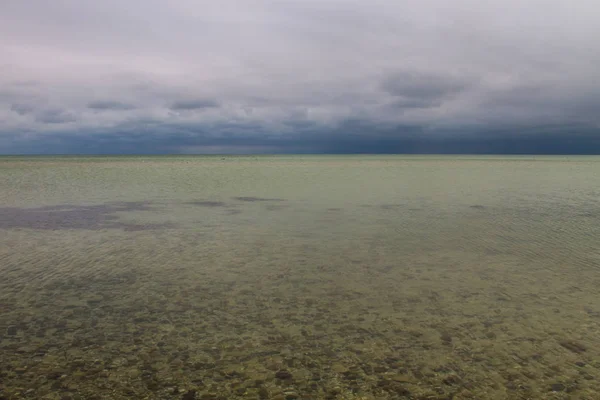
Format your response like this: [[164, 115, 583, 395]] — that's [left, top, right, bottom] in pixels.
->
[[1, 155, 600, 399]]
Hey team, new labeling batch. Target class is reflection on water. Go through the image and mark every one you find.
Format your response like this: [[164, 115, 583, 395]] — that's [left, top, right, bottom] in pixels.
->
[[1, 156, 600, 399]]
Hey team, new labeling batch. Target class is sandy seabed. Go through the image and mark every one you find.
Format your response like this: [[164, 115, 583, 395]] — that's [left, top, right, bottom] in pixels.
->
[[1, 156, 600, 399]]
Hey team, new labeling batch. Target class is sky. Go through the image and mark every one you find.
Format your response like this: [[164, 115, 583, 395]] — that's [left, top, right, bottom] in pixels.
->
[[1, 0, 600, 154]]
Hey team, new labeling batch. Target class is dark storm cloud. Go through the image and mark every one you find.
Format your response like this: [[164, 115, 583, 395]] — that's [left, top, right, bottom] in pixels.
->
[[169, 99, 220, 111], [10, 103, 34, 115], [389, 98, 443, 110], [4, 119, 600, 155], [382, 71, 470, 102], [1, 0, 600, 154], [35, 109, 76, 124], [87, 100, 135, 110]]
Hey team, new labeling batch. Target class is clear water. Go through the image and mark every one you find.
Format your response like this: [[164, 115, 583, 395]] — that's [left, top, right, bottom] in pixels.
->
[[1, 155, 599, 399]]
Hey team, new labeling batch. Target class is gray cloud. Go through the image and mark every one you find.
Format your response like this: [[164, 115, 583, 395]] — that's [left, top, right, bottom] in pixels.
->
[[1, 0, 600, 154], [389, 98, 443, 110], [169, 99, 220, 111], [382, 71, 470, 101], [35, 108, 76, 124], [87, 100, 135, 110], [10, 103, 34, 115]]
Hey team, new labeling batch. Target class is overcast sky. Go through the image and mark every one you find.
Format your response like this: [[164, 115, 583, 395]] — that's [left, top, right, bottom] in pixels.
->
[[1, 0, 600, 154]]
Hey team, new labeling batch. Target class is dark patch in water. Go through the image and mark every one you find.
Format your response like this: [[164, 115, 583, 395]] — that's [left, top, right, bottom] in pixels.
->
[[225, 209, 243, 215], [584, 306, 600, 317], [559, 340, 587, 354], [0, 202, 172, 231], [187, 200, 227, 207], [233, 196, 285, 202], [380, 204, 403, 210], [359, 204, 404, 210], [265, 204, 288, 211], [469, 205, 486, 209]]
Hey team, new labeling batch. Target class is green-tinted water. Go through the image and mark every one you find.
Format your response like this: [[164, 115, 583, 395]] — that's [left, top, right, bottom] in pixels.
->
[[1, 156, 599, 399]]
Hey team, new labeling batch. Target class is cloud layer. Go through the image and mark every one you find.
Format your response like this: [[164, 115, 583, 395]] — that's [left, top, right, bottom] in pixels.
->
[[2, 0, 600, 154]]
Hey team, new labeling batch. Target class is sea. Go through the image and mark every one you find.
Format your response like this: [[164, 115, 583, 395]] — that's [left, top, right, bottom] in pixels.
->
[[1, 155, 599, 399]]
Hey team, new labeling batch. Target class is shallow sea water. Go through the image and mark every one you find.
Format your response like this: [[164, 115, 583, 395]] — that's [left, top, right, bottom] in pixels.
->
[[1, 155, 600, 399]]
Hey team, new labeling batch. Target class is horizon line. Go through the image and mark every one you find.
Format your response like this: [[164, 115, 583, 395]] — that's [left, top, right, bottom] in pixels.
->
[[1, 153, 599, 157]]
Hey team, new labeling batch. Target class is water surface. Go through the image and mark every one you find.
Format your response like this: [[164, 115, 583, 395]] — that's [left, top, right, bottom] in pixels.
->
[[1, 155, 599, 399]]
